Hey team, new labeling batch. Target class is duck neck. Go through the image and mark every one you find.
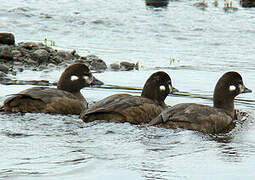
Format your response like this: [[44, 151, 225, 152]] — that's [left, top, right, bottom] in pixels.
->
[[213, 93, 235, 118], [141, 92, 166, 109], [73, 91, 85, 101]]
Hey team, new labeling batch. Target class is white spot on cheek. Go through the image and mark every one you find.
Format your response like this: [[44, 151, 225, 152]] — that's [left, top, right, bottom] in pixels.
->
[[229, 85, 236, 91], [169, 85, 173, 93], [239, 84, 244, 92], [71, 75, 79, 81], [84, 75, 93, 83], [160, 85, 166, 91]]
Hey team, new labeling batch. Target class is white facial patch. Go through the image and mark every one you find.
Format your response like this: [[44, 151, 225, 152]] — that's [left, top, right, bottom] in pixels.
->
[[71, 75, 79, 81], [160, 85, 166, 91], [239, 84, 244, 92], [84, 75, 93, 83], [169, 84, 173, 93], [229, 85, 236, 91]]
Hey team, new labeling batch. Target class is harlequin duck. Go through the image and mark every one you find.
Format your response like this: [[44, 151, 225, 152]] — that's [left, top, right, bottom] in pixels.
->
[[2, 63, 93, 115], [81, 71, 175, 124], [149, 71, 252, 134]]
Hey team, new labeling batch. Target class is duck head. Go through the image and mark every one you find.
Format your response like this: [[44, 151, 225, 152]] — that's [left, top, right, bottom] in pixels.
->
[[213, 71, 251, 116], [57, 63, 93, 93], [141, 71, 174, 106]]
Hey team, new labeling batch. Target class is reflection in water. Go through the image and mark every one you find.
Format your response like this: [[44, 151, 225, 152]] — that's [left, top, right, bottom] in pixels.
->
[[0, 109, 255, 179], [207, 114, 255, 163]]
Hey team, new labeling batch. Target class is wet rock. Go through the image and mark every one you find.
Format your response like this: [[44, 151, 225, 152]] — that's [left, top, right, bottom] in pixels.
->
[[120, 61, 136, 71], [223, 6, 238, 12], [12, 50, 23, 58], [0, 75, 103, 86], [0, 45, 13, 60], [18, 41, 44, 50], [0, 79, 52, 86], [0, 33, 15, 45], [240, 0, 255, 7], [193, 1, 208, 10], [0, 64, 9, 73], [83, 55, 107, 72], [56, 50, 74, 60], [110, 63, 120, 71], [145, 0, 169, 7], [31, 49, 49, 63]]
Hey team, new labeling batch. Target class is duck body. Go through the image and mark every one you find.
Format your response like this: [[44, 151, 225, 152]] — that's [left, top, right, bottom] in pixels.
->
[[82, 94, 164, 124], [149, 71, 251, 134], [2, 63, 93, 115], [81, 71, 174, 124], [149, 103, 234, 134], [3, 87, 87, 115]]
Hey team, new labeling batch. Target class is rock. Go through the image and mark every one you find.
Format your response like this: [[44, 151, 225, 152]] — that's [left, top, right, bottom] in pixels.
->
[[0, 64, 9, 73], [110, 63, 120, 71], [0, 33, 15, 45], [223, 6, 238, 12], [193, 2, 208, 10], [0, 45, 13, 60], [31, 49, 49, 63], [18, 41, 44, 50], [12, 50, 23, 58], [120, 61, 136, 71], [56, 50, 74, 60], [145, 0, 169, 7], [240, 0, 255, 7], [84, 55, 107, 72]]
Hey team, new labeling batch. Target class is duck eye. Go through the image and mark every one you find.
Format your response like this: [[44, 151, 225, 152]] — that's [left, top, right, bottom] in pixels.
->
[[71, 75, 79, 81], [160, 85, 166, 91], [229, 85, 236, 91]]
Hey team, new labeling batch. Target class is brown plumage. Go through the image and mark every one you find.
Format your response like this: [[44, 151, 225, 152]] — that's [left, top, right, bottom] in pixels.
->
[[2, 63, 93, 115], [81, 71, 175, 124], [149, 71, 252, 134]]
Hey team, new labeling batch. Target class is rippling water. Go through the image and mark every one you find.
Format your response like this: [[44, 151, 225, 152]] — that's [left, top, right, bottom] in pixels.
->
[[1, 0, 255, 179]]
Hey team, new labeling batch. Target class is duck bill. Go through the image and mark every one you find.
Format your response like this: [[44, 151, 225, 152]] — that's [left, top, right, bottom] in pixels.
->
[[241, 86, 252, 94], [172, 86, 179, 93], [90, 76, 104, 87], [169, 85, 179, 94]]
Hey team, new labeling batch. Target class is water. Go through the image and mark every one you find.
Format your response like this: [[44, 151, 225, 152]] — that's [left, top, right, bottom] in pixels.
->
[[1, 0, 255, 179]]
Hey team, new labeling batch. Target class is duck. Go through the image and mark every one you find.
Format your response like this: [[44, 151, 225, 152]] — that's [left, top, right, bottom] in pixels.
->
[[149, 71, 252, 134], [81, 71, 176, 124], [2, 63, 93, 115]]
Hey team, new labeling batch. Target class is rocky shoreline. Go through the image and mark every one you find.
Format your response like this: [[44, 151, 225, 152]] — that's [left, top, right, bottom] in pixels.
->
[[0, 33, 139, 86]]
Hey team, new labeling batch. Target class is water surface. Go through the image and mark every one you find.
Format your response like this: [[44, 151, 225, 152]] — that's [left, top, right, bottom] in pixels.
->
[[1, 0, 255, 179]]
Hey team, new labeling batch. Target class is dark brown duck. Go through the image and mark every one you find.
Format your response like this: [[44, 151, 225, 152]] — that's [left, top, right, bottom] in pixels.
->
[[2, 63, 93, 115], [149, 71, 252, 134], [81, 71, 175, 124]]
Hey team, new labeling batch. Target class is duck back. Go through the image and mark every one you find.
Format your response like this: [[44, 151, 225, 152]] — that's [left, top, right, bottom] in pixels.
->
[[149, 103, 234, 134], [4, 87, 86, 114], [81, 94, 163, 124]]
